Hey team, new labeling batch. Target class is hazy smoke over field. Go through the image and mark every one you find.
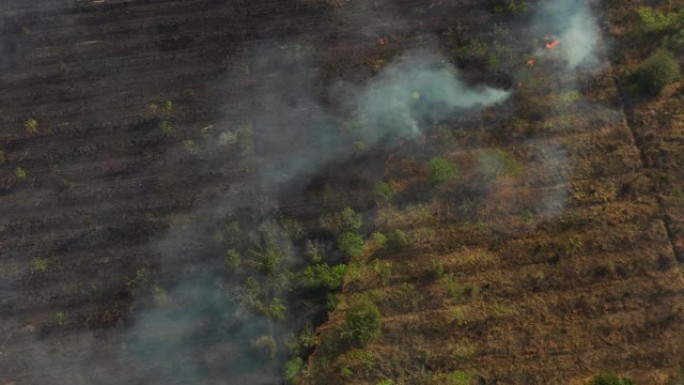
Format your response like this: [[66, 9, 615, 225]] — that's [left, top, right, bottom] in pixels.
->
[[4, 1, 612, 384], [255, 47, 510, 187], [534, 0, 602, 69], [354, 50, 510, 143]]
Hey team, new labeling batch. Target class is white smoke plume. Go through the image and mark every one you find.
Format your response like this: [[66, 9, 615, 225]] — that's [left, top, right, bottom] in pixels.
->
[[534, 0, 603, 70]]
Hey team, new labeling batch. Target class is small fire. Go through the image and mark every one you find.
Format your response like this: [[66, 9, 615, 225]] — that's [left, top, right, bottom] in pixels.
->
[[526, 59, 537, 66], [377, 38, 389, 46], [545, 39, 559, 49], [544, 35, 559, 49]]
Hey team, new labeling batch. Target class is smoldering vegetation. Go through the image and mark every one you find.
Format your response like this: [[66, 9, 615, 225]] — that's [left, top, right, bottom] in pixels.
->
[[532, 0, 604, 70]]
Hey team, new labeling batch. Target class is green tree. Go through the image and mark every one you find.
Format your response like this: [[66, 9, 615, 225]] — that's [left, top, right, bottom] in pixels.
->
[[630, 48, 681, 95], [638, 7, 681, 33], [427, 156, 458, 185], [283, 357, 304, 383], [338, 232, 365, 259], [302, 263, 347, 290], [342, 296, 381, 347]]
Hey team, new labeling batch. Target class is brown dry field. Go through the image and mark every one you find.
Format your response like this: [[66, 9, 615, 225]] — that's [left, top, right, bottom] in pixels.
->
[[0, 0, 682, 385]]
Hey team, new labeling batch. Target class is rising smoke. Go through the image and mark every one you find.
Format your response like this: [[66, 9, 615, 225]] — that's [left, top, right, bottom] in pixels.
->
[[534, 0, 603, 70]]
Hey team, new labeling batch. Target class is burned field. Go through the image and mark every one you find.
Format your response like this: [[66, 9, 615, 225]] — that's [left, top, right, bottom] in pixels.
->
[[0, 0, 683, 385]]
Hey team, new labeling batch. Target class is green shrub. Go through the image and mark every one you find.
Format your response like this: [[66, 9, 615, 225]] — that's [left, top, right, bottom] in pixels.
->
[[225, 249, 242, 270], [431, 259, 445, 279], [427, 156, 458, 185], [54, 311, 67, 326], [14, 166, 27, 180], [268, 297, 287, 320], [338, 232, 365, 259], [388, 229, 410, 250], [433, 369, 478, 385], [247, 243, 284, 277], [588, 373, 636, 385], [374, 179, 399, 202], [24, 118, 38, 134], [506, 0, 526, 14], [342, 296, 381, 347], [30, 258, 49, 273], [371, 232, 388, 249], [638, 7, 681, 33], [302, 263, 347, 290], [159, 120, 172, 137], [340, 208, 363, 232], [630, 48, 681, 95], [441, 274, 464, 300], [283, 357, 304, 383], [321, 207, 363, 235]]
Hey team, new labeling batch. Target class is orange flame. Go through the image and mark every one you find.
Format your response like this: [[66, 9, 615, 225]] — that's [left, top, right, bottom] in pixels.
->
[[545, 39, 559, 49], [377, 38, 389, 46], [526, 59, 537, 66]]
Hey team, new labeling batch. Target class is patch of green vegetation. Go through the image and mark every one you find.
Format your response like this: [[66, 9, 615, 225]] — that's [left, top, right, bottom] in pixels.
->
[[427, 156, 458, 185], [54, 311, 67, 326], [15, 166, 27, 180], [321, 207, 363, 235], [388, 229, 410, 250], [268, 297, 287, 320], [347, 349, 375, 369], [283, 357, 304, 383], [506, 0, 526, 14], [247, 241, 285, 277], [30, 257, 49, 273], [629, 48, 681, 96], [638, 6, 682, 33], [588, 373, 636, 385], [522, 209, 533, 223], [371, 231, 388, 249], [486, 53, 500, 72], [159, 120, 172, 137], [341, 295, 381, 348], [436, 369, 478, 385], [441, 274, 464, 301], [302, 262, 347, 290], [484, 149, 523, 178], [338, 231, 365, 259], [374, 179, 399, 202], [431, 259, 445, 279], [353, 140, 367, 156], [455, 39, 486, 59], [225, 249, 242, 271], [24, 118, 38, 134], [489, 303, 511, 316], [163, 100, 173, 112], [453, 306, 467, 326], [371, 259, 392, 285], [252, 334, 277, 358], [280, 216, 305, 240], [569, 236, 583, 250], [152, 285, 168, 306], [237, 123, 254, 153], [0, 149, 6, 164]]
